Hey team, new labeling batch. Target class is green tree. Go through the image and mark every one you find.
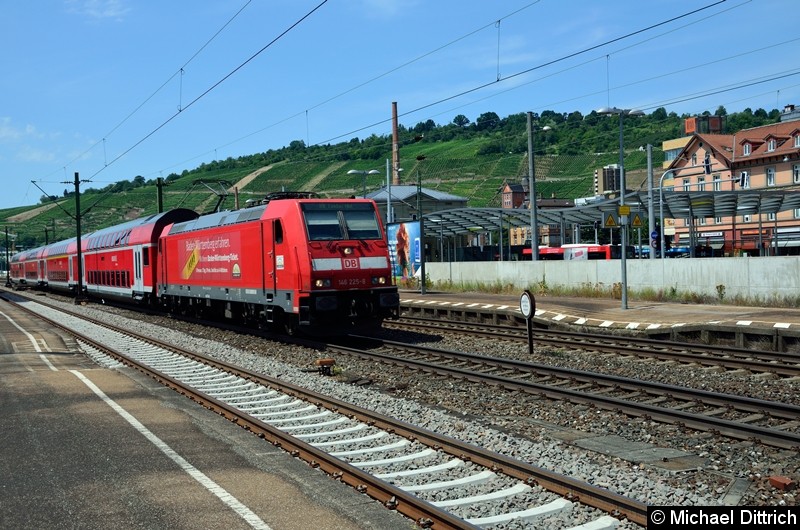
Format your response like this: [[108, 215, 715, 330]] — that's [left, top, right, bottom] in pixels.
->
[[651, 107, 668, 121], [475, 112, 500, 131], [453, 114, 470, 127]]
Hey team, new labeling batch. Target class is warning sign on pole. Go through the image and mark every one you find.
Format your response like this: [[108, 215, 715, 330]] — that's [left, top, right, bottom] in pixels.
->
[[603, 213, 617, 228]]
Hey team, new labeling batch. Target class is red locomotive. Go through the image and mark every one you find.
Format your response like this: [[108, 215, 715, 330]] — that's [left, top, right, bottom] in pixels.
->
[[159, 193, 400, 331], [9, 193, 400, 333]]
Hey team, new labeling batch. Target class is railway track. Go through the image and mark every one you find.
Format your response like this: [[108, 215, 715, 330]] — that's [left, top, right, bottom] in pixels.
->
[[388, 317, 800, 379], [334, 335, 800, 451], [4, 293, 646, 529]]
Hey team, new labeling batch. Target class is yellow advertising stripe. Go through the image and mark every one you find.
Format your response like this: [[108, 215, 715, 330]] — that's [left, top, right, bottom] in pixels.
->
[[182, 246, 200, 279]]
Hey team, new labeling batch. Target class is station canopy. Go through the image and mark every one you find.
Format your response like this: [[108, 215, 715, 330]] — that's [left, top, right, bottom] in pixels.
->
[[421, 190, 800, 238]]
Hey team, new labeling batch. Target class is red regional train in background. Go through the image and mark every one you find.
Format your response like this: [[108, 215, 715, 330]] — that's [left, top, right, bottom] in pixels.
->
[[9, 245, 47, 287], [9, 192, 400, 333]]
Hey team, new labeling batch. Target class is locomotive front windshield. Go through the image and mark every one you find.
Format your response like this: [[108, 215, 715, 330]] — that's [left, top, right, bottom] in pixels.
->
[[303, 202, 382, 241]]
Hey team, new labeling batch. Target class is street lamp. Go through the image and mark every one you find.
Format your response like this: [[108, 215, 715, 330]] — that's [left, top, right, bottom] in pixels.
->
[[597, 107, 643, 310], [347, 169, 380, 198], [526, 112, 551, 260], [416, 155, 427, 294], [385, 159, 392, 223], [384, 160, 403, 224]]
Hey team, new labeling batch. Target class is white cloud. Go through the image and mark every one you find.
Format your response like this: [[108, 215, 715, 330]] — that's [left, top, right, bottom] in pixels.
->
[[359, 0, 418, 19], [17, 145, 57, 163], [0, 118, 50, 144], [65, 0, 130, 21], [0, 118, 23, 141]]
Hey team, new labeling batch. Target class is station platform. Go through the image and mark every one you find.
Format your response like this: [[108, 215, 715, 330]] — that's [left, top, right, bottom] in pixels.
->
[[399, 290, 800, 332]]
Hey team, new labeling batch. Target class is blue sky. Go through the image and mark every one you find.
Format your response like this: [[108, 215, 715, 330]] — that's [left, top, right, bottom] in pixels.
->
[[1, 0, 798, 210]]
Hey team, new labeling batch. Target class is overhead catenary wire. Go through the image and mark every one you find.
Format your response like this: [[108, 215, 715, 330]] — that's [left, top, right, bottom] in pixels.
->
[[88, 0, 329, 180], [108, 0, 735, 183], [30, 0, 794, 209], [312, 0, 731, 146], [51, 1, 255, 179]]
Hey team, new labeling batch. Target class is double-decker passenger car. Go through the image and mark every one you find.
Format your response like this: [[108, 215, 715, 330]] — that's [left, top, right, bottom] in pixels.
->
[[8, 251, 25, 286], [82, 209, 198, 303], [9, 246, 47, 288], [42, 237, 80, 294]]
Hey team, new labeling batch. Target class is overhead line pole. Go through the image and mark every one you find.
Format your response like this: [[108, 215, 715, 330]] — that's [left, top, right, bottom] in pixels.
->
[[527, 112, 538, 261], [72, 172, 88, 304]]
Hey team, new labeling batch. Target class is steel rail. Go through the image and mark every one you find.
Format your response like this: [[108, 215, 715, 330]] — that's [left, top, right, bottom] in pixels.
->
[[334, 339, 800, 451], [388, 318, 800, 377], [5, 292, 647, 528], [4, 298, 472, 530], [354, 336, 800, 419]]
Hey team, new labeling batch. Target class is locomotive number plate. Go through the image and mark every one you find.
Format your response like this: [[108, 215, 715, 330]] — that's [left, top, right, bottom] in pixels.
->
[[338, 278, 366, 286]]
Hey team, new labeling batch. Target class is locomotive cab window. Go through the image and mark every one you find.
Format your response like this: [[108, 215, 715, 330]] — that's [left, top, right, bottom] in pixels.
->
[[343, 208, 381, 239], [304, 208, 344, 240], [302, 203, 381, 241]]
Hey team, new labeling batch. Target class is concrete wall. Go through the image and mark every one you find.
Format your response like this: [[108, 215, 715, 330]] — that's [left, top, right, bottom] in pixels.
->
[[425, 256, 800, 301]]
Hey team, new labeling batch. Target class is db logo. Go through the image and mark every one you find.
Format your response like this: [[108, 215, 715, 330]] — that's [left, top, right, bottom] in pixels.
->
[[342, 258, 359, 269]]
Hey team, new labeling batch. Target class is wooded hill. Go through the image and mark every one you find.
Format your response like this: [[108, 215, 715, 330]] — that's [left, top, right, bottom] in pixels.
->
[[2, 106, 781, 250]]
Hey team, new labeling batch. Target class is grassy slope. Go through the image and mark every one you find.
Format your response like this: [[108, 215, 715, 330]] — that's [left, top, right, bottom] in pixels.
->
[[2, 137, 659, 248]]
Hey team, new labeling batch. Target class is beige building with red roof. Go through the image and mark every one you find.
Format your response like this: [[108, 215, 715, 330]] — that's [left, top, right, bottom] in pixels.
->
[[663, 105, 800, 256]]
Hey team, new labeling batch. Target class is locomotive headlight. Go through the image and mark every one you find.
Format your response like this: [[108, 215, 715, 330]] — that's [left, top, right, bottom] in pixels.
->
[[343, 247, 353, 255], [314, 278, 332, 288], [372, 276, 387, 285]]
